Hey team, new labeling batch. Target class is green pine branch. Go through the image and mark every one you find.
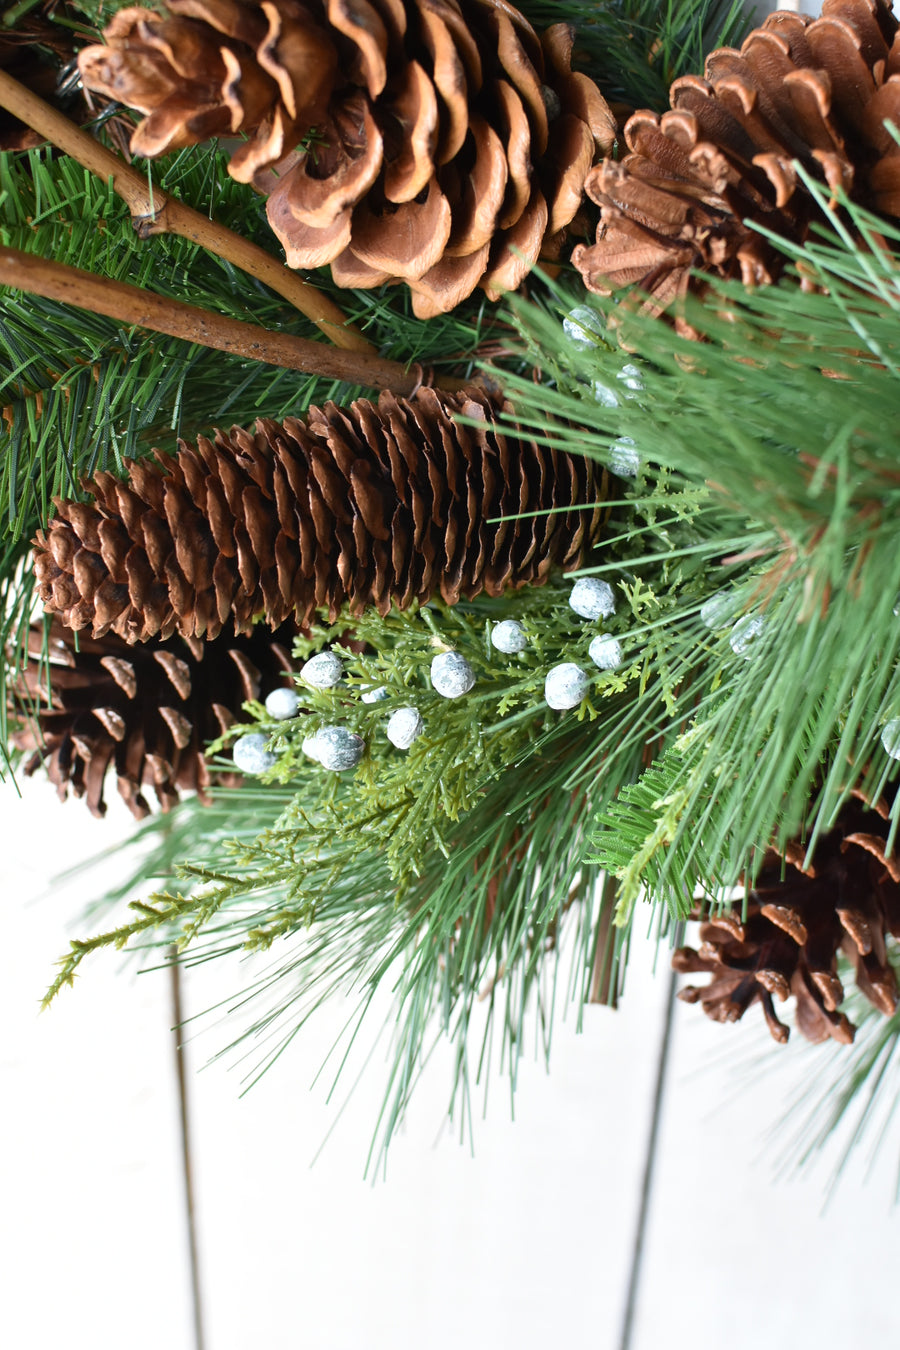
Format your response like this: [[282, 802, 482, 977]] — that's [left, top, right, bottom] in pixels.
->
[[518, 0, 750, 109], [498, 187, 900, 907]]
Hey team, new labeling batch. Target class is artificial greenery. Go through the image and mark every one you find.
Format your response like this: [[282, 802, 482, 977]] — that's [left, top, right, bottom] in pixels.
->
[[5, 0, 900, 1182], [742, 942, 900, 1200], [499, 186, 900, 918], [520, 0, 750, 108]]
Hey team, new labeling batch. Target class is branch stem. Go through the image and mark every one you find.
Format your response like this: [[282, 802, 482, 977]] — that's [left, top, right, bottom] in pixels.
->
[[0, 247, 469, 394], [0, 68, 374, 353]]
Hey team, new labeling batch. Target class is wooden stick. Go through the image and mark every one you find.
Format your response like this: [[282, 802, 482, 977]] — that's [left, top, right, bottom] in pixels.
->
[[0, 68, 374, 354], [0, 247, 469, 394]]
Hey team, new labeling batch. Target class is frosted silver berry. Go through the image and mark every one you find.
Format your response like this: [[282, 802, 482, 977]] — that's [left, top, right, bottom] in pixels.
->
[[730, 615, 765, 659], [589, 635, 623, 670], [545, 663, 590, 710], [569, 577, 615, 621], [609, 437, 640, 478], [315, 726, 365, 771], [301, 734, 322, 762], [562, 305, 604, 349], [301, 651, 344, 688], [700, 591, 736, 631], [265, 686, 300, 720], [882, 718, 900, 760], [491, 620, 528, 654], [232, 732, 277, 775], [430, 651, 475, 698], [387, 707, 423, 749]]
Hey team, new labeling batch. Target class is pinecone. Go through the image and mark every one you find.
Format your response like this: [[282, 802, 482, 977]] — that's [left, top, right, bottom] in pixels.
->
[[77, 0, 615, 316], [673, 791, 900, 1045], [8, 617, 298, 817], [1, 6, 80, 150], [572, 0, 900, 332], [32, 385, 609, 644]]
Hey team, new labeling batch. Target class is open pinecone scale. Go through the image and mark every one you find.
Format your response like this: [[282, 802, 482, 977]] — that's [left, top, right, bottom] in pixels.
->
[[573, 0, 900, 331], [78, 0, 616, 315], [9, 617, 299, 817], [674, 791, 900, 1046]]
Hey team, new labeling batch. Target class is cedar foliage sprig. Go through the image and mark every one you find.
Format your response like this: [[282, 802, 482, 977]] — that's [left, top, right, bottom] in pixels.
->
[[42, 463, 715, 1159]]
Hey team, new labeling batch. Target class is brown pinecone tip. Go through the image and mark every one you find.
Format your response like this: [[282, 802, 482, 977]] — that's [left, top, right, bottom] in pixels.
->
[[77, 0, 616, 315], [673, 791, 900, 1046], [31, 385, 609, 645], [572, 0, 900, 334], [8, 617, 299, 818]]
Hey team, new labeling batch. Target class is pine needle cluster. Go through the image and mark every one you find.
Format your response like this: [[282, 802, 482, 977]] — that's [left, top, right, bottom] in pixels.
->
[[501, 185, 900, 919], [9, 0, 900, 1177]]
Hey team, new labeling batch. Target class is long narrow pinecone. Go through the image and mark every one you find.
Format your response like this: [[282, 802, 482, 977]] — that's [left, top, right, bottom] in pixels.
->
[[8, 617, 298, 817], [673, 791, 900, 1045], [573, 0, 900, 331], [77, 0, 615, 316], [32, 386, 609, 644]]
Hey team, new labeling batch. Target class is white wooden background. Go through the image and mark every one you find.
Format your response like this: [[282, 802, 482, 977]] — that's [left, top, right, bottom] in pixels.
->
[[4, 3, 900, 1347]]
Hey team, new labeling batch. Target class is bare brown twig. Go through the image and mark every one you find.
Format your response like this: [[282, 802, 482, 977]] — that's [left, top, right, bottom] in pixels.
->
[[0, 68, 374, 353], [0, 247, 471, 394]]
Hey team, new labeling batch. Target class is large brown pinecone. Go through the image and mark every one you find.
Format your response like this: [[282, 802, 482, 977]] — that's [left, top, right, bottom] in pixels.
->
[[32, 386, 609, 644], [8, 617, 299, 817], [572, 0, 900, 331], [1, 5, 80, 150], [77, 0, 615, 316], [673, 791, 900, 1046]]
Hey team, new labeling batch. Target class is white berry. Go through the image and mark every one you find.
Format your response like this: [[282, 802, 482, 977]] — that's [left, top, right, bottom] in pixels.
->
[[882, 718, 900, 760], [730, 615, 765, 659], [617, 362, 644, 392], [562, 305, 604, 349], [265, 686, 300, 720], [569, 577, 616, 620], [609, 437, 640, 478], [701, 591, 735, 631], [545, 663, 590, 710], [301, 734, 322, 763], [589, 635, 623, 670], [387, 707, 423, 749], [315, 725, 365, 771], [361, 685, 389, 703], [431, 651, 475, 698], [491, 620, 528, 654], [301, 651, 344, 688], [232, 732, 277, 775]]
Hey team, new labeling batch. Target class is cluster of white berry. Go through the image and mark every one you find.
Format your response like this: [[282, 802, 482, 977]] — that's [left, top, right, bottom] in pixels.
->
[[232, 577, 626, 774]]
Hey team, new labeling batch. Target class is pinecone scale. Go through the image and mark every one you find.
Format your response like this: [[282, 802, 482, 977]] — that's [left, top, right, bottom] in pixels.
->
[[32, 386, 609, 643], [572, 0, 900, 331], [77, 0, 616, 315]]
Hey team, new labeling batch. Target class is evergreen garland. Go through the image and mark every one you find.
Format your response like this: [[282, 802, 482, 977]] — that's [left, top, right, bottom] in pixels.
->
[[3, 0, 900, 1183]]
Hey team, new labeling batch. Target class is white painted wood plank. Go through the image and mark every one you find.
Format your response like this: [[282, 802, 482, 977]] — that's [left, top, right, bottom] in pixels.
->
[[0, 776, 195, 1350], [180, 919, 670, 1350], [631, 1000, 900, 1350]]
